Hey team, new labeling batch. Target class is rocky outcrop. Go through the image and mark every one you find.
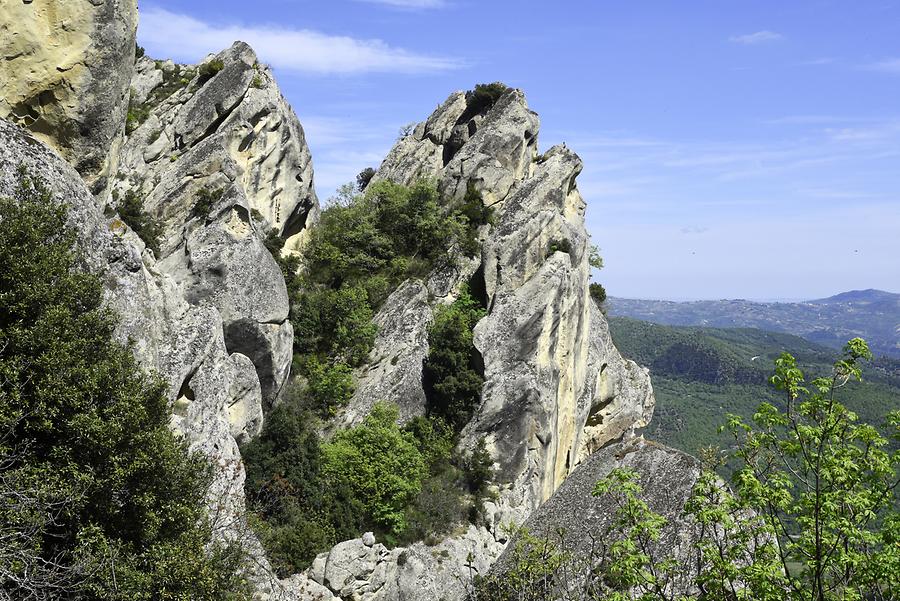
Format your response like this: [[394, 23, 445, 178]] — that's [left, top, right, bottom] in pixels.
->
[[491, 437, 707, 598], [112, 42, 319, 406], [0, 115, 258, 547], [0, 0, 137, 194], [361, 88, 654, 520], [340, 254, 480, 428], [301, 526, 503, 601], [309, 88, 655, 600]]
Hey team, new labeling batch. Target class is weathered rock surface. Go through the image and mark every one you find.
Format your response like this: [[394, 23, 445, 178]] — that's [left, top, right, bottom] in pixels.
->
[[363, 88, 654, 519], [0, 116, 260, 546], [491, 437, 707, 598], [309, 88, 656, 600], [0, 0, 137, 193], [340, 253, 480, 428], [113, 43, 319, 406], [303, 526, 504, 601]]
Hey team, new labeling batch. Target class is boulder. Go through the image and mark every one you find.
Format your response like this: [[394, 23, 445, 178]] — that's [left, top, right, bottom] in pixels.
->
[[491, 438, 708, 599]]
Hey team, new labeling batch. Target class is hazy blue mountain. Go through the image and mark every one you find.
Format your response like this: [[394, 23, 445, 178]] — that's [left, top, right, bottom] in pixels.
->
[[609, 289, 899, 358]]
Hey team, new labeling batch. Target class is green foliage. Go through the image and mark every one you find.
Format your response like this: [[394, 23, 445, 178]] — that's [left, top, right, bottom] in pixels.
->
[[198, 58, 225, 80], [250, 74, 264, 89], [463, 82, 511, 120], [709, 339, 900, 599], [322, 403, 428, 534], [609, 317, 900, 462], [116, 189, 164, 255], [303, 180, 466, 291], [305, 358, 355, 416], [588, 244, 604, 270], [589, 282, 607, 306], [0, 169, 250, 599], [547, 238, 572, 255], [423, 286, 486, 432], [125, 93, 151, 134], [191, 186, 223, 219], [477, 339, 899, 601], [135, 45, 145, 60], [241, 395, 364, 576], [293, 285, 377, 368], [356, 167, 376, 191]]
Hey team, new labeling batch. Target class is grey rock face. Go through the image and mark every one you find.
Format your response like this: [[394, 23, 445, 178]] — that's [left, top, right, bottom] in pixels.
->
[[305, 527, 503, 601], [0, 117, 262, 546], [306, 88, 656, 601], [341, 254, 479, 429], [113, 42, 319, 406], [0, 0, 138, 193], [492, 438, 707, 599]]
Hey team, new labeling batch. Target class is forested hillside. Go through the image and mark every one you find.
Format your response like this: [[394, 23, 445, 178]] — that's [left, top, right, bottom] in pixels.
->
[[609, 316, 900, 455]]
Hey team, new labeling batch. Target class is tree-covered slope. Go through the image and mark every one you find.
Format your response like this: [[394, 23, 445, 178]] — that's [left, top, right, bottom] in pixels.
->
[[609, 289, 900, 359], [608, 317, 900, 456]]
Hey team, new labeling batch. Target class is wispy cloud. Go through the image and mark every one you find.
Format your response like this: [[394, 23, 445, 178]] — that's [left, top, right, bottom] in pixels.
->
[[863, 58, 900, 74], [729, 30, 784, 45], [354, 0, 447, 8], [138, 6, 462, 74]]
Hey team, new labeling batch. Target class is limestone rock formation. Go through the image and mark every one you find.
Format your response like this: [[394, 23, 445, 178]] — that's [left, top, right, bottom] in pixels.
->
[[0, 0, 138, 193], [358, 88, 654, 519], [302, 526, 503, 601], [308, 87, 655, 601], [0, 116, 257, 545], [491, 437, 708, 598], [112, 42, 319, 405]]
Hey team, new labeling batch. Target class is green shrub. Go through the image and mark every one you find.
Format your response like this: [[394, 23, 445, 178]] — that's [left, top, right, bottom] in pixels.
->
[[548, 238, 572, 255], [117, 189, 164, 255], [125, 94, 151, 134], [589, 282, 607, 306], [356, 167, 376, 191], [305, 358, 355, 416], [322, 403, 428, 534], [292, 285, 377, 369], [0, 168, 250, 599], [191, 186, 223, 219], [462, 82, 511, 121], [423, 286, 486, 432], [241, 395, 364, 575], [198, 58, 225, 80]]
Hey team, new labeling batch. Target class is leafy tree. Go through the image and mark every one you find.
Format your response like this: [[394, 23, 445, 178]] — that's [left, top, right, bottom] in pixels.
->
[[705, 338, 900, 600], [589, 282, 607, 306], [471, 339, 898, 601], [322, 403, 428, 534], [305, 358, 355, 416], [241, 395, 363, 576], [424, 286, 486, 432], [0, 169, 249, 600], [116, 189, 164, 255], [356, 167, 376, 191]]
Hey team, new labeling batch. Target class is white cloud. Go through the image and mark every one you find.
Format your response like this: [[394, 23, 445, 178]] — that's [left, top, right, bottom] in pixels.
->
[[354, 0, 446, 8], [864, 58, 900, 74], [138, 7, 461, 74], [728, 30, 784, 45]]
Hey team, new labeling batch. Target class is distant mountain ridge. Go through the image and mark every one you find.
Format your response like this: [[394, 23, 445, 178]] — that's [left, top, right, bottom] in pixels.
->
[[609, 289, 900, 358]]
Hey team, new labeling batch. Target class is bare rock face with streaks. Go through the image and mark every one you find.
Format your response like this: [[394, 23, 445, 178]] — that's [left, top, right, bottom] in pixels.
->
[[113, 42, 319, 406], [0, 0, 138, 194], [307, 88, 655, 600]]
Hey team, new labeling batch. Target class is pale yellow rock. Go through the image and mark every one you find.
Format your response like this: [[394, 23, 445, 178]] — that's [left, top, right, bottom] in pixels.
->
[[0, 0, 138, 191]]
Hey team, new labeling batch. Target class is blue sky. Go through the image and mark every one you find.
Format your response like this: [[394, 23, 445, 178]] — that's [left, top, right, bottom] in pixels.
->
[[138, 0, 900, 301]]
